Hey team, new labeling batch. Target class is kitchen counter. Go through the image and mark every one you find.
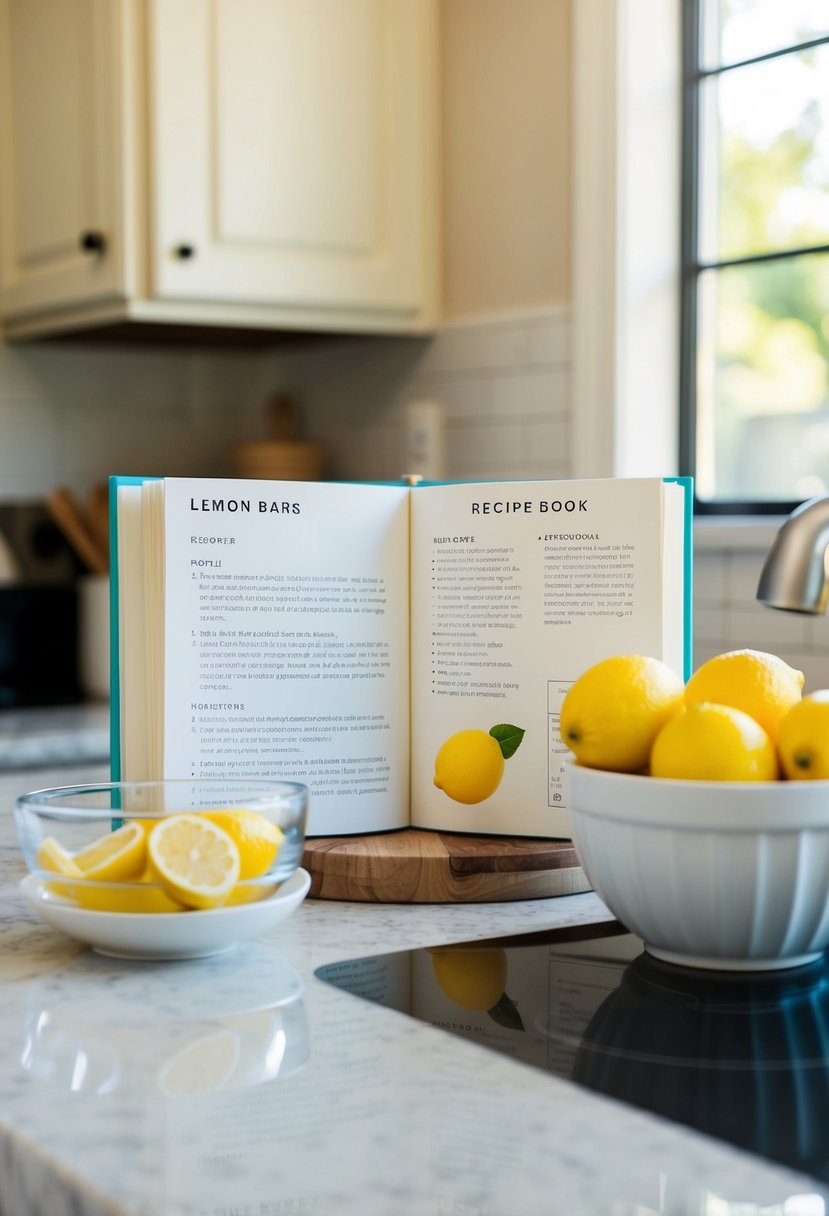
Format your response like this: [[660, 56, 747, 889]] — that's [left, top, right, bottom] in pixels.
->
[[0, 704, 109, 769], [0, 763, 825, 1216]]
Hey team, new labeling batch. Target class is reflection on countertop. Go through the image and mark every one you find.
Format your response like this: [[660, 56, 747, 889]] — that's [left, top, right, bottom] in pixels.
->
[[0, 703, 109, 769]]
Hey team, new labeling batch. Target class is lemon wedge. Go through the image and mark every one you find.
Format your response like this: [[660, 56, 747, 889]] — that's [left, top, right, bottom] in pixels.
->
[[73, 821, 147, 882], [148, 814, 240, 910], [36, 836, 82, 878]]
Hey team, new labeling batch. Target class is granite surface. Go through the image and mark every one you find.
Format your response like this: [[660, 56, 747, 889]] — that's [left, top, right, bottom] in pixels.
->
[[0, 704, 109, 769], [0, 762, 826, 1215]]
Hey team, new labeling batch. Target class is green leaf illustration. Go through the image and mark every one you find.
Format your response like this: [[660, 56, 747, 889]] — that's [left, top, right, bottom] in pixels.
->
[[489, 723, 525, 760]]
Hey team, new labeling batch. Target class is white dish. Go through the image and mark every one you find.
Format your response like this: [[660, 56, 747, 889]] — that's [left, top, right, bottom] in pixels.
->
[[20, 868, 311, 961], [565, 760, 829, 972]]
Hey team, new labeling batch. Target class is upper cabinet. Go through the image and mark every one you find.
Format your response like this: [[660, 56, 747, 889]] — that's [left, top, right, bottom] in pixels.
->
[[0, 0, 439, 340]]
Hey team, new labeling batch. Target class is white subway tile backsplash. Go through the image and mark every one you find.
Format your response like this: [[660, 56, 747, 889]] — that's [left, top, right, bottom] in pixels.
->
[[726, 605, 814, 652], [7, 304, 829, 684], [692, 552, 727, 603], [728, 551, 767, 603], [692, 606, 727, 646], [486, 367, 568, 420], [525, 312, 571, 366]]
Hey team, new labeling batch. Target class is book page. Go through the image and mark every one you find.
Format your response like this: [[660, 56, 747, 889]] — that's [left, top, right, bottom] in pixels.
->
[[409, 478, 685, 837], [161, 478, 410, 836]]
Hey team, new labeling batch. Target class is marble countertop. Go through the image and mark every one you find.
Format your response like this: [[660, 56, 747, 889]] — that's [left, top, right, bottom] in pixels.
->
[[0, 703, 109, 769], [0, 764, 825, 1216]]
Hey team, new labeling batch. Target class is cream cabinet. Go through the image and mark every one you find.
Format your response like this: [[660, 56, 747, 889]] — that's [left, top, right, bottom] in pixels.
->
[[0, 0, 439, 339]]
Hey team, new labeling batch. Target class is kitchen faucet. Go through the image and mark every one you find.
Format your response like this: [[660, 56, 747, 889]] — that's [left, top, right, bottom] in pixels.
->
[[756, 496, 829, 614]]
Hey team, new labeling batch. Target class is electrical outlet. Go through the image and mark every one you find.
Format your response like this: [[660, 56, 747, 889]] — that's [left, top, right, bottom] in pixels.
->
[[404, 400, 446, 481]]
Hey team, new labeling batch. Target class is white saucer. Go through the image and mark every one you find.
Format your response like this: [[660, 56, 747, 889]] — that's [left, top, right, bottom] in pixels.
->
[[20, 868, 311, 961]]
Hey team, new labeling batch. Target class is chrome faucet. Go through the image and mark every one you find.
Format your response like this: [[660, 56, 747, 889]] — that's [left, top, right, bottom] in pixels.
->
[[757, 496, 829, 614]]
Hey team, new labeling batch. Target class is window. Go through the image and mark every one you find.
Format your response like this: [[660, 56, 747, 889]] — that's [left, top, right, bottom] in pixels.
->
[[681, 0, 829, 514]]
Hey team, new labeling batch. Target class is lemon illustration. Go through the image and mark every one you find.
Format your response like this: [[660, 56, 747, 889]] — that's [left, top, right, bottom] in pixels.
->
[[433, 724, 525, 804], [560, 655, 684, 772], [684, 649, 803, 745], [650, 702, 778, 781], [777, 690, 829, 779]]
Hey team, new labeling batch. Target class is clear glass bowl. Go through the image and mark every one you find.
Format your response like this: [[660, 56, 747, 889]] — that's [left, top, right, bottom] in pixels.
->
[[15, 779, 308, 914]]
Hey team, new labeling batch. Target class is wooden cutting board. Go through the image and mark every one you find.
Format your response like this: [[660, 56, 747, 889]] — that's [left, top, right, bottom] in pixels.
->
[[302, 829, 590, 903]]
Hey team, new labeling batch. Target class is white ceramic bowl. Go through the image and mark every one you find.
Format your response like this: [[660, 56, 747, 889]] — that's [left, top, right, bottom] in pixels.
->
[[564, 759, 829, 971]]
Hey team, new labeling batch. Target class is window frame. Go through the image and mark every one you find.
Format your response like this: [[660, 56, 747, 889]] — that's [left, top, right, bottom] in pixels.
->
[[679, 0, 829, 516]]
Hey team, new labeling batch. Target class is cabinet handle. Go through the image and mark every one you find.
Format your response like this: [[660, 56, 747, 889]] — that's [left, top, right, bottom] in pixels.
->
[[79, 230, 106, 254], [175, 244, 195, 260]]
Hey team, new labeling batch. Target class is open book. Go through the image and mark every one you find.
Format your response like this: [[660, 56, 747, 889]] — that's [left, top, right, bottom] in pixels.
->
[[111, 475, 692, 838]]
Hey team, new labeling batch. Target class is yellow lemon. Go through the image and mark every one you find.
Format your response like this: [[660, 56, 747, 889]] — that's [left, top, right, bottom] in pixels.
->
[[777, 690, 829, 779], [202, 810, 283, 880], [73, 821, 147, 882], [147, 814, 240, 910], [222, 881, 279, 907], [71, 883, 188, 914], [559, 655, 684, 772], [429, 947, 508, 1011], [36, 837, 82, 878], [684, 649, 804, 744], [433, 729, 505, 804], [650, 702, 778, 781]]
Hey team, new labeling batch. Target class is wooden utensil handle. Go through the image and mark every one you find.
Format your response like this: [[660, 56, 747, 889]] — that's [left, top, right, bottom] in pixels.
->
[[46, 488, 108, 575]]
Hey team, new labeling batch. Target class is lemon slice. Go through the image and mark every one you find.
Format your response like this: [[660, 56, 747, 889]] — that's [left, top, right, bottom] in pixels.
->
[[36, 836, 82, 878], [148, 814, 240, 910], [73, 821, 147, 882], [203, 810, 283, 880]]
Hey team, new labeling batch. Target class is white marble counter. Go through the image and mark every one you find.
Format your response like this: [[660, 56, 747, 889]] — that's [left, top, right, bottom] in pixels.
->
[[0, 763, 825, 1216], [0, 704, 109, 769]]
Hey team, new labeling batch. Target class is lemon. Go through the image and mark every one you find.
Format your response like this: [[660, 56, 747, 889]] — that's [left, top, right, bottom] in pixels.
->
[[433, 729, 505, 804], [202, 810, 283, 880], [147, 814, 240, 910], [650, 702, 778, 781], [560, 655, 684, 772], [71, 883, 187, 914], [684, 649, 804, 744], [222, 881, 279, 907], [429, 947, 508, 1011], [36, 837, 82, 878], [72, 821, 147, 882], [777, 690, 829, 779]]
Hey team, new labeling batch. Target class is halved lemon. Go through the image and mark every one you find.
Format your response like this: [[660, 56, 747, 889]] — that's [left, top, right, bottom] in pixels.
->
[[147, 814, 240, 910], [73, 821, 147, 882], [202, 810, 283, 880]]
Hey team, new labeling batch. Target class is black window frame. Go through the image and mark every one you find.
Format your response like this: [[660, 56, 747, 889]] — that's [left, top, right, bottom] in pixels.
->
[[679, 0, 829, 516]]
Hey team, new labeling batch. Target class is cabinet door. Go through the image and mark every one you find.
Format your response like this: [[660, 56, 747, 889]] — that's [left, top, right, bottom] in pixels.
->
[[149, 0, 436, 320], [0, 0, 123, 319]]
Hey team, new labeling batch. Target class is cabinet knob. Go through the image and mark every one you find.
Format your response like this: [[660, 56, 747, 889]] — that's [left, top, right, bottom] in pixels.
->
[[79, 230, 106, 254], [174, 244, 195, 260]]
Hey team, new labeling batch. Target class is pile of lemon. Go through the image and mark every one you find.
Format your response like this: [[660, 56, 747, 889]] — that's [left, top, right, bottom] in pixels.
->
[[560, 649, 829, 781], [36, 809, 283, 913]]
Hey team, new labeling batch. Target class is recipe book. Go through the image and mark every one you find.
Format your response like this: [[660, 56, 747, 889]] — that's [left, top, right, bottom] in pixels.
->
[[110, 475, 692, 838]]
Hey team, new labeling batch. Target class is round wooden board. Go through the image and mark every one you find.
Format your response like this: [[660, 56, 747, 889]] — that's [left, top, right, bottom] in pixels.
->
[[302, 828, 590, 903]]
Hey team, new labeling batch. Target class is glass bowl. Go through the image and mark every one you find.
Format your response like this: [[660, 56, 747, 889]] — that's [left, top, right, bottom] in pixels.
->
[[15, 779, 308, 915]]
